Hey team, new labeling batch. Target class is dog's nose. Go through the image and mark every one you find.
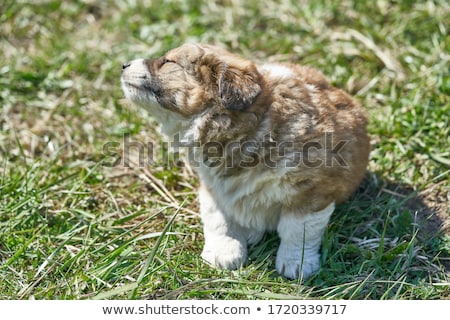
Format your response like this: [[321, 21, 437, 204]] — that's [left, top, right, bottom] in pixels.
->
[[122, 62, 131, 71]]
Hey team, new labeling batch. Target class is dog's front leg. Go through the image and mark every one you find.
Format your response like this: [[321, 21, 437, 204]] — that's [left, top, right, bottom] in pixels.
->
[[276, 203, 335, 280], [199, 185, 247, 270]]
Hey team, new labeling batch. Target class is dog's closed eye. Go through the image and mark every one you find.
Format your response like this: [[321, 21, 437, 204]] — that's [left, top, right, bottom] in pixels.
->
[[163, 59, 177, 65], [159, 58, 178, 69]]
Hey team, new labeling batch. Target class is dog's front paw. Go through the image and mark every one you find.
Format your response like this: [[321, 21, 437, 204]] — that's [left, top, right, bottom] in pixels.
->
[[275, 246, 320, 280], [201, 237, 247, 270]]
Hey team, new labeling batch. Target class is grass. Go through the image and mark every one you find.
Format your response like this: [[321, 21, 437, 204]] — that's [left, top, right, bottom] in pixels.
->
[[0, 0, 449, 299]]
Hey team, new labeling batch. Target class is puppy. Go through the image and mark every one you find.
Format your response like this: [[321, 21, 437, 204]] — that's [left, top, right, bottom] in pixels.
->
[[121, 43, 369, 279]]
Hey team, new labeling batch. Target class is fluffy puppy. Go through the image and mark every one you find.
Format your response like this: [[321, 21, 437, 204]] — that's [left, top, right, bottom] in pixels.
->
[[121, 43, 370, 279]]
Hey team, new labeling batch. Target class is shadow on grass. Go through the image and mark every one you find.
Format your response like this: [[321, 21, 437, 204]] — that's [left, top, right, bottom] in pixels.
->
[[246, 171, 449, 299], [350, 172, 449, 268]]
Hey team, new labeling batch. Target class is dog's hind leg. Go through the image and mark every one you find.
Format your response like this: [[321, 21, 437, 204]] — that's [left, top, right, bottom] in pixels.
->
[[275, 202, 335, 280]]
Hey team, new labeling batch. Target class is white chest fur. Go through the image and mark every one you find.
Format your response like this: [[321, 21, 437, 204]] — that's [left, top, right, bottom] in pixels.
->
[[197, 164, 295, 231]]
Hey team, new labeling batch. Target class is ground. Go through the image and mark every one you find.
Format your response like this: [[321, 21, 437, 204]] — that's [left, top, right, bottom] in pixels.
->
[[0, 0, 449, 299]]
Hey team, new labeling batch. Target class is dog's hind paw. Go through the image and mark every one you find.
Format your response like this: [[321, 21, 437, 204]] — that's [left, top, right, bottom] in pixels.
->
[[275, 249, 320, 280]]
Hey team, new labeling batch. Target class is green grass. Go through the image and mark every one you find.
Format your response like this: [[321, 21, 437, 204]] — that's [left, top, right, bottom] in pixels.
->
[[0, 0, 449, 299]]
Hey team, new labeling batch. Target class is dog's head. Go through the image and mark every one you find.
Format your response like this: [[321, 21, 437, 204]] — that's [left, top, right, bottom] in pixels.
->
[[121, 43, 263, 118]]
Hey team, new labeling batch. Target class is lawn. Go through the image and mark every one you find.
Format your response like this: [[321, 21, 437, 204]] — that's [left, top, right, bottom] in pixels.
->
[[0, 0, 449, 299]]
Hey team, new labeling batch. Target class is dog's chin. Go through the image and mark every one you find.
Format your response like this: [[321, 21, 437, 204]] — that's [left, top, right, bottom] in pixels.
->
[[121, 81, 159, 107], [122, 81, 195, 139]]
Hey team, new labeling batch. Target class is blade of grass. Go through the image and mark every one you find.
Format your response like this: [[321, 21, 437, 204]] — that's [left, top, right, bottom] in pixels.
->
[[2, 228, 43, 268], [130, 204, 183, 299], [92, 282, 139, 300]]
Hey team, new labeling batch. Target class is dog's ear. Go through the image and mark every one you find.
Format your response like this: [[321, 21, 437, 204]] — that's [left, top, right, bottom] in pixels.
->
[[199, 54, 262, 111], [219, 64, 262, 110]]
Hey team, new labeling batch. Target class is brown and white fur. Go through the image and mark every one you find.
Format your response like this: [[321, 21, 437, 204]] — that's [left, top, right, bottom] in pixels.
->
[[121, 43, 370, 279]]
